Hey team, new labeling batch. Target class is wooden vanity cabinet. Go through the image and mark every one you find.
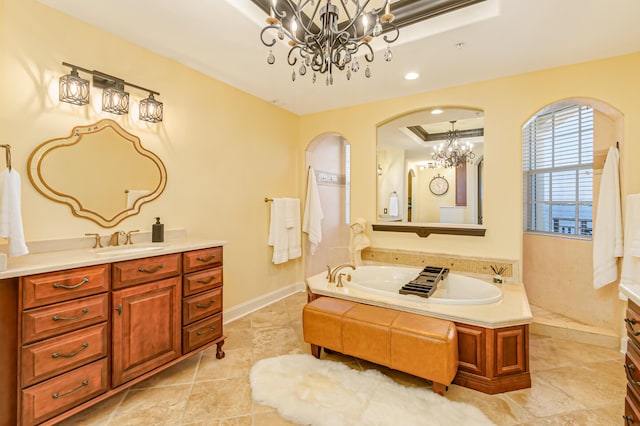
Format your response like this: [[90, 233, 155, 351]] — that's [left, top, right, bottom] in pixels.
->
[[624, 300, 640, 425], [0, 244, 225, 426]]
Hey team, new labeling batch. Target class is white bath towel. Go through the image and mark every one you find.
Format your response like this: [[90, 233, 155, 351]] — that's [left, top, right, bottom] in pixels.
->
[[593, 146, 623, 289], [302, 167, 323, 255], [388, 191, 399, 216], [621, 195, 640, 287], [126, 189, 150, 209], [0, 169, 28, 256], [268, 198, 301, 264]]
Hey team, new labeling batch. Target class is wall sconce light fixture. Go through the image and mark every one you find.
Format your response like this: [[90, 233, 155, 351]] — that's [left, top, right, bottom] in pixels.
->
[[59, 62, 163, 123], [59, 67, 90, 105]]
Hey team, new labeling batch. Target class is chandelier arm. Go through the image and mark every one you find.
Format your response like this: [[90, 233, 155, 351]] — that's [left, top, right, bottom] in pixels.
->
[[382, 24, 400, 44], [360, 42, 375, 62], [260, 25, 279, 47], [287, 45, 301, 66]]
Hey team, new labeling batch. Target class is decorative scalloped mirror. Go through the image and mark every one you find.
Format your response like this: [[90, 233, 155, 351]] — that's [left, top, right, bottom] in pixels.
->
[[28, 119, 167, 228]]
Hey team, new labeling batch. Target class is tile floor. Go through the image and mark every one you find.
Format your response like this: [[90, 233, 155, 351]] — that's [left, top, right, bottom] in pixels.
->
[[60, 292, 626, 425]]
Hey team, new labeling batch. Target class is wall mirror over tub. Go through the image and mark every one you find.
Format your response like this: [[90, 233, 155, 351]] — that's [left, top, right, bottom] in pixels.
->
[[27, 119, 167, 228], [374, 107, 486, 237]]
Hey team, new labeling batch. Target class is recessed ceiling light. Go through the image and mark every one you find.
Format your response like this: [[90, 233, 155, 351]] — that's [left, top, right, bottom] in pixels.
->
[[404, 72, 420, 80], [431, 108, 444, 115]]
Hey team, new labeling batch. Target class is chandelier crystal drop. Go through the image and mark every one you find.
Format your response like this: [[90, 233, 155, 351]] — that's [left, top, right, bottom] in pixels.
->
[[432, 120, 476, 168], [260, 0, 399, 85]]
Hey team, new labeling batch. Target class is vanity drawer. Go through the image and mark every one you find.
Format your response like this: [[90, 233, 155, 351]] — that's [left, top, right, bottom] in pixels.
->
[[22, 264, 109, 309], [183, 287, 222, 325], [22, 294, 109, 344], [183, 247, 223, 274], [627, 301, 640, 350], [21, 323, 108, 387], [183, 266, 223, 297], [112, 253, 182, 289], [21, 358, 108, 426], [183, 313, 223, 353]]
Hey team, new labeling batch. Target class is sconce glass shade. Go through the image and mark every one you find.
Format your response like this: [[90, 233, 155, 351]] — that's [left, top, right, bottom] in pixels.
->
[[102, 84, 130, 115], [139, 94, 163, 123], [59, 69, 90, 105]]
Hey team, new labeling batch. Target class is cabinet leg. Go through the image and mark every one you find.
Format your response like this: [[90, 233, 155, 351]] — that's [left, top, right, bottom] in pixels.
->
[[216, 340, 226, 359]]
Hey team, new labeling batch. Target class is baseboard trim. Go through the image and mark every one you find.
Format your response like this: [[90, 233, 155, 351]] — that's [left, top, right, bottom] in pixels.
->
[[223, 281, 305, 324]]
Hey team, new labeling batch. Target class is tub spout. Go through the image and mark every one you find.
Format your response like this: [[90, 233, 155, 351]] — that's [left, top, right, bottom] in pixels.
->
[[328, 263, 355, 283]]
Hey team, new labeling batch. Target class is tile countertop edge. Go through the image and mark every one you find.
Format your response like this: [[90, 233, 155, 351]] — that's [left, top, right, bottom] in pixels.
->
[[0, 239, 228, 279], [306, 275, 532, 329]]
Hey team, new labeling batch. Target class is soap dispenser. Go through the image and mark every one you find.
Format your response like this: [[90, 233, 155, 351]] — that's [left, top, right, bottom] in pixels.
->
[[152, 217, 164, 242]]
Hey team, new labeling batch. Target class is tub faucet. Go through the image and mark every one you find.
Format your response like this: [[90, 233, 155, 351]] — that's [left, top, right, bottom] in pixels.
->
[[328, 263, 355, 283]]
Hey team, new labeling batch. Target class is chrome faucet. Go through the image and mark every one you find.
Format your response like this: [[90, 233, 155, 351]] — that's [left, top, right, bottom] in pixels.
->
[[108, 231, 125, 246], [327, 263, 355, 284]]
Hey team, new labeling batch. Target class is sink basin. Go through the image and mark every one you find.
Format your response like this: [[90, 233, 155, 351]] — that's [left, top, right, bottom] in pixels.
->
[[94, 244, 166, 257]]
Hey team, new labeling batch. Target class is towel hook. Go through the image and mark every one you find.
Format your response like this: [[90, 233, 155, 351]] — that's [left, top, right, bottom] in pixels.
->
[[0, 144, 11, 171]]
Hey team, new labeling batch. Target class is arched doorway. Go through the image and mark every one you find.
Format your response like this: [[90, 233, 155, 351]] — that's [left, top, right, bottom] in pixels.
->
[[304, 133, 351, 277]]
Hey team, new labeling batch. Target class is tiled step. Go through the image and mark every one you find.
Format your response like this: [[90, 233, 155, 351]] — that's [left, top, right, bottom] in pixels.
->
[[530, 304, 620, 350]]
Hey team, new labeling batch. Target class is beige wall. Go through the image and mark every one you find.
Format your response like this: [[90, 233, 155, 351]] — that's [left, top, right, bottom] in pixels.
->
[[1, 0, 302, 309]]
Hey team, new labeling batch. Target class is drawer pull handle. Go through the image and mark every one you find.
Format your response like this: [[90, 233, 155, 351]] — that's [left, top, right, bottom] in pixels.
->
[[53, 308, 89, 322], [53, 277, 89, 290], [197, 325, 216, 335], [196, 255, 216, 263], [197, 277, 216, 285], [116, 304, 122, 316], [626, 318, 640, 336], [52, 342, 89, 359], [138, 264, 163, 274], [625, 363, 640, 386], [196, 300, 216, 309], [52, 379, 89, 399], [624, 414, 635, 425]]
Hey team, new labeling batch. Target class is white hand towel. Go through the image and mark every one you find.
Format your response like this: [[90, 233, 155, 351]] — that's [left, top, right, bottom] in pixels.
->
[[268, 198, 301, 264], [0, 169, 29, 256], [593, 147, 622, 289], [286, 198, 301, 260], [302, 167, 323, 255], [388, 191, 399, 216], [621, 195, 640, 287]]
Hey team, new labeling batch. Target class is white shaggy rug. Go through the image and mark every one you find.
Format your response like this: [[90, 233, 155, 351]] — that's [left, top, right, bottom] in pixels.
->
[[250, 354, 495, 426]]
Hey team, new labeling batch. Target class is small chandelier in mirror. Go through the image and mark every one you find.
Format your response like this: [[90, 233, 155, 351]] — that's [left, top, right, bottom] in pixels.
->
[[432, 120, 475, 168], [260, 0, 399, 85], [59, 67, 90, 105]]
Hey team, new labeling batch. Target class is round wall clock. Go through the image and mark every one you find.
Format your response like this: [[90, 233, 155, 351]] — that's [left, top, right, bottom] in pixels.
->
[[429, 174, 449, 195]]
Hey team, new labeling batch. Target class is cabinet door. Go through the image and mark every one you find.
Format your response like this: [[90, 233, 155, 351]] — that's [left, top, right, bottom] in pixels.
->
[[112, 277, 181, 386]]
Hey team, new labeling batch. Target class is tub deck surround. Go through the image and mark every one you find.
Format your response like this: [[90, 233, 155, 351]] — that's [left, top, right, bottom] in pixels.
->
[[306, 270, 531, 329], [0, 232, 227, 426], [306, 264, 532, 394]]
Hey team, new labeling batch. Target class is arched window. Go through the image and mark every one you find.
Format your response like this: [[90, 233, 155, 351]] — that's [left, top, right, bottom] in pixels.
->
[[522, 105, 593, 237]]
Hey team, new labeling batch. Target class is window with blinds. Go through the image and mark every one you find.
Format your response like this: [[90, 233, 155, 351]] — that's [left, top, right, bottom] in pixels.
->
[[522, 105, 593, 237]]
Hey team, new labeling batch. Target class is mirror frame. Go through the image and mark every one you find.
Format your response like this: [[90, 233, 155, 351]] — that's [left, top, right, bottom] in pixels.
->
[[28, 119, 167, 228]]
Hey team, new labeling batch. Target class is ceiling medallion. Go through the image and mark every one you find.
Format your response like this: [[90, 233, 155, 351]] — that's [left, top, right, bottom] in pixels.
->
[[260, 0, 399, 85]]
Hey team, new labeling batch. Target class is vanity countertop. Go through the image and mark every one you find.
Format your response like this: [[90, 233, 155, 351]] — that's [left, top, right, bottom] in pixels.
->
[[0, 236, 226, 280], [619, 282, 640, 306], [306, 271, 532, 329]]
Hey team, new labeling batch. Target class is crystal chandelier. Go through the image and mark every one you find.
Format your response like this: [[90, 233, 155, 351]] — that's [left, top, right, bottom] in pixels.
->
[[432, 121, 476, 168], [260, 0, 399, 85]]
